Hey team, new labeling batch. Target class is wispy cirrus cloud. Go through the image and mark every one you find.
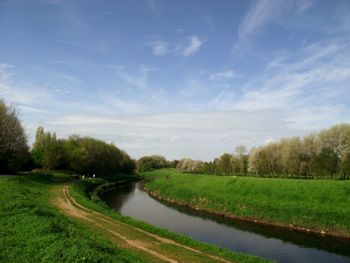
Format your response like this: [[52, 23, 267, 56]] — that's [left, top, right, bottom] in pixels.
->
[[0, 27, 85, 47], [233, 0, 314, 53], [296, 0, 313, 13], [0, 64, 49, 105], [183, 36, 204, 56], [115, 65, 154, 91], [149, 40, 173, 56], [148, 35, 205, 57], [45, 109, 292, 160], [238, 0, 285, 42], [209, 70, 235, 81], [214, 37, 350, 130]]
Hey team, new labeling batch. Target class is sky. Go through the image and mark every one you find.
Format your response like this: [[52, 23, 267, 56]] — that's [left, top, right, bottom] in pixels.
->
[[0, 0, 349, 161]]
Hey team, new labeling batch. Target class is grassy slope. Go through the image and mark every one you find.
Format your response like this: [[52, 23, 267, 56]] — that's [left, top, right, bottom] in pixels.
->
[[142, 169, 350, 237], [0, 171, 269, 263], [0, 171, 142, 262], [70, 179, 269, 263]]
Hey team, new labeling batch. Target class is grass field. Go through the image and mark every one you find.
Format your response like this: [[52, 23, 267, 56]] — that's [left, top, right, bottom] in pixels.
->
[[0, 171, 268, 263], [0, 171, 142, 262], [142, 169, 350, 238]]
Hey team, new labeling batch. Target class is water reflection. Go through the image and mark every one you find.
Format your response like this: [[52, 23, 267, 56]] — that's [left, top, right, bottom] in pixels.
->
[[101, 183, 350, 263]]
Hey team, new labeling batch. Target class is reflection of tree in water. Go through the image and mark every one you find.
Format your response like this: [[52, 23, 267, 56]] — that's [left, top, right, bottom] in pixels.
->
[[101, 183, 136, 211]]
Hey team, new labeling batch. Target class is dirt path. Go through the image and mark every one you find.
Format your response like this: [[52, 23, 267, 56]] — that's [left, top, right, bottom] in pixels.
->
[[53, 185, 233, 263]]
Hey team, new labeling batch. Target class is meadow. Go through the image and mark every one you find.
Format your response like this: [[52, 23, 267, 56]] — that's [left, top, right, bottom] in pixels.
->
[[142, 168, 350, 238], [0, 171, 268, 263], [0, 171, 143, 262]]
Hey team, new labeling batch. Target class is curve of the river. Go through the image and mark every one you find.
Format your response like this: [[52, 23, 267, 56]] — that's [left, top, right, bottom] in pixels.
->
[[100, 182, 350, 263]]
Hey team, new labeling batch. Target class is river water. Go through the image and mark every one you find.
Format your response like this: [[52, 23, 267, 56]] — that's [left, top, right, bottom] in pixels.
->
[[100, 182, 350, 263]]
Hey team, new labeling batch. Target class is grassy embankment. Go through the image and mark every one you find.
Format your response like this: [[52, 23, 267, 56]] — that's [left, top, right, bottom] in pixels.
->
[[0, 171, 144, 262], [142, 168, 350, 238], [0, 171, 269, 263]]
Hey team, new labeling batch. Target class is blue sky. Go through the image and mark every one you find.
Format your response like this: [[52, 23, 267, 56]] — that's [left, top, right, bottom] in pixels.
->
[[0, 0, 349, 160]]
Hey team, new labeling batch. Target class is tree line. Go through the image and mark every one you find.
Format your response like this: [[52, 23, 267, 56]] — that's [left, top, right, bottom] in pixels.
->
[[0, 99, 135, 179], [248, 124, 350, 179], [136, 124, 350, 179], [31, 127, 135, 179], [176, 145, 249, 176], [2, 98, 349, 179], [173, 124, 350, 179]]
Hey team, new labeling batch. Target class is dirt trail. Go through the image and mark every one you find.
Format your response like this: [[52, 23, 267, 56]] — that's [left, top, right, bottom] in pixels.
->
[[53, 185, 232, 263]]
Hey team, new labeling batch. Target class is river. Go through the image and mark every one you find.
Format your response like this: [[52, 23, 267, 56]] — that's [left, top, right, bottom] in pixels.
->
[[100, 182, 350, 263]]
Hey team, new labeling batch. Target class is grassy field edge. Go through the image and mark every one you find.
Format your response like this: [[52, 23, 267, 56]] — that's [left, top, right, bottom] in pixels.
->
[[70, 178, 270, 263], [0, 171, 144, 262], [141, 168, 350, 239]]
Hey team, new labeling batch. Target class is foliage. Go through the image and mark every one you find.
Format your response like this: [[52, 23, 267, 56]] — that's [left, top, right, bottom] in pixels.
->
[[136, 155, 168, 172], [177, 153, 248, 176], [178, 124, 350, 179], [177, 158, 203, 173], [0, 99, 29, 173], [31, 127, 135, 180], [248, 124, 350, 179], [142, 169, 350, 237]]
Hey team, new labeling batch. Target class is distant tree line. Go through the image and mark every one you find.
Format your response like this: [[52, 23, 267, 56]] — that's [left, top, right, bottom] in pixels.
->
[[2, 98, 349, 179], [31, 127, 135, 179], [136, 155, 179, 172], [248, 124, 350, 179], [176, 145, 249, 176], [175, 124, 350, 179]]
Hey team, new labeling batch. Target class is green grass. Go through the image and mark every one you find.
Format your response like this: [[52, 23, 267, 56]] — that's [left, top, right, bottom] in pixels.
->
[[142, 168, 350, 237], [0, 170, 269, 262], [0, 171, 143, 262], [70, 179, 270, 263]]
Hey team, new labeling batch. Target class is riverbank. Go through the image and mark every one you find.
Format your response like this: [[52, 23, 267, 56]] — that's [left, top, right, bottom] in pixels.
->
[[0, 170, 268, 262], [0, 171, 141, 262], [142, 169, 350, 239]]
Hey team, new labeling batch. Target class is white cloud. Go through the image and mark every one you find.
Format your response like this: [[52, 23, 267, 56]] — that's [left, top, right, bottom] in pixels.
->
[[116, 66, 154, 91], [148, 35, 205, 57], [0, 63, 14, 82], [0, 64, 49, 105], [296, 0, 313, 13], [238, 0, 284, 41], [234, 0, 315, 53], [214, 37, 350, 131], [150, 40, 172, 56], [183, 36, 204, 56], [44, 109, 294, 161], [209, 70, 235, 81]]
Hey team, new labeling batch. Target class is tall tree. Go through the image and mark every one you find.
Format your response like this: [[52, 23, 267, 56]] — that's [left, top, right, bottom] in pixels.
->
[[0, 99, 28, 173]]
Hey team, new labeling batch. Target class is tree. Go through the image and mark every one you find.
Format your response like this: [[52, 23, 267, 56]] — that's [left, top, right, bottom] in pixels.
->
[[235, 145, 248, 175], [0, 99, 28, 173], [219, 153, 232, 176], [136, 155, 168, 172], [176, 158, 203, 173], [318, 124, 350, 178], [31, 127, 68, 170]]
